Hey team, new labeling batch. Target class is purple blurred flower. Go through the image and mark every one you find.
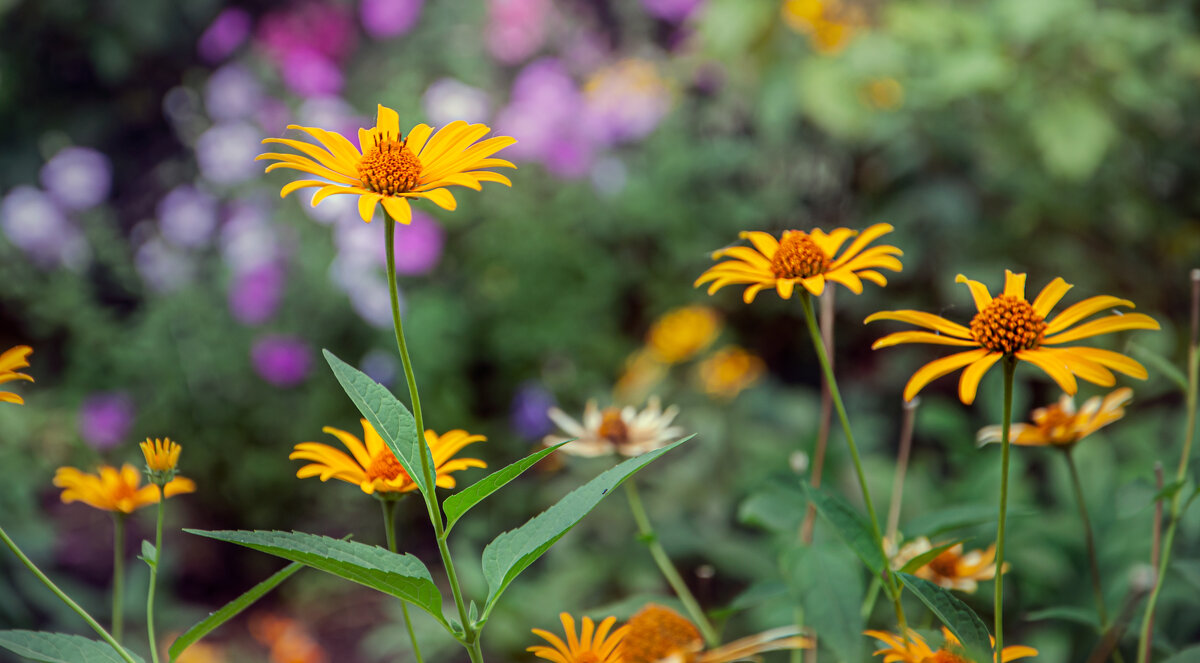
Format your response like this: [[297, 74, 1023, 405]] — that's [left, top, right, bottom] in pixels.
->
[[387, 211, 443, 275], [259, 3, 356, 63], [230, 262, 286, 325], [486, 0, 551, 64], [329, 256, 399, 329], [158, 185, 218, 248], [135, 238, 195, 292], [220, 202, 283, 274], [302, 186, 356, 225], [583, 59, 673, 145], [423, 78, 490, 127], [78, 392, 135, 450], [1, 186, 90, 270], [205, 64, 263, 121], [40, 147, 112, 211], [361, 0, 423, 39], [251, 335, 312, 387], [198, 8, 252, 63], [641, 0, 705, 21], [196, 122, 262, 185], [510, 382, 556, 438], [493, 58, 598, 177], [543, 135, 595, 179], [281, 48, 344, 98], [360, 349, 398, 387]]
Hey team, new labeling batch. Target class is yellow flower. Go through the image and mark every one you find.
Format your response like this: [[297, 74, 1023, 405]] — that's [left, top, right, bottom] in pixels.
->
[[866, 627, 1037, 663], [257, 104, 515, 224], [0, 345, 34, 405], [890, 537, 1004, 593], [978, 388, 1132, 448], [697, 346, 765, 399], [528, 612, 627, 663], [53, 464, 196, 514], [623, 603, 811, 663], [863, 77, 904, 110], [615, 349, 669, 404], [781, 0, 862, 54], [545, 397, 683, 458], [140, 437, 182, 473], [695, 223, 902, 303], [865, 270, 1160, 404], [646, 306, 721, 364], [289, 419, 486, 495]]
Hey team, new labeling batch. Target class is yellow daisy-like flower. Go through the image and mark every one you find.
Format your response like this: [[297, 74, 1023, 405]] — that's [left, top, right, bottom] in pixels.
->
[[545, 397, 683, 458], [257, 104, 515, 224], [53, 464, 196, 514], [528, 612, 628, 663], [977, 388, 1132, 448], [695, 223, 902, 303], [645, 306, 722, 364], [890, 537, 1005, 593], [140, 437, 182, 473], [289, 419, 486, 495], [697, 345, 766, 400], [623, 603, 811, 663], [0, 345, 34, 405], [865, 270, 1160, 404], [866, 628, 1037, 663]]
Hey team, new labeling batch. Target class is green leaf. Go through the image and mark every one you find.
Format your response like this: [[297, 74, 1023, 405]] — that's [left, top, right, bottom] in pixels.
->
[[0, 631, 143, 663], [738, 480, 806, 534], [1127, 343, 1188, 391], [905, 504, 1035, 538], [898, 540, 965, 574], [800, 483, 885, 574], [1024, 606, 1098, 627], [897, 573, 992, 663], [140, 540, 157, 566], [444, 441, 570, 534], [169, 561, 303, 661], [186, 530, 446, 626], [1162, 645, 1200, 663], [323, 350, 432, 498], [481, 436, 692, 613], [1030, 94, 1115, 181], [786, 544, 864, 663], [1153, 479, 1189, 504]]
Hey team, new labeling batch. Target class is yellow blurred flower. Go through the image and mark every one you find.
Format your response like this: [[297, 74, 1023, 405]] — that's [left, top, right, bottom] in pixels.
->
[[978, 388, 1132, 448], [866, 270, 1159, 404], [866, 627, 1037, 663], [0, 345, 33, 405], [781, 0, 861, 54], [140, 437, 182, 472], [290, 419, 486, 495], [623, 603, 811, 663], [646, 306, 722, 364], [696, 223, 902, 303], [698, 346, 765, 399], [169, 637, 226, 663], [250, 614, 327, 663], [615, 349, 669, 404], [53, 464, 196, 514], [529, 612, 627, 663], [545, 397, 683, 457], [890, 537, 1005, 593], [258, 104, 515, 224], [863, 77, 904, 110]]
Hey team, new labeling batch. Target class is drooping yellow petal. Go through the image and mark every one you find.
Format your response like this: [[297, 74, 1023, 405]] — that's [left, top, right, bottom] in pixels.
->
[[871, 331, 979, 349], [959, 352, 1004, 405], [1016, 348, 1078, 394], [864, 311, 973, 339], [1030, 277, 1073, 317], [1042, 313, 1160, 345], [1060, 346, 1149, 380], [1044, 295, 1136, 335], [358, 193, 380, 223], [381, 196, 413, 225], [903, 349, 992, 401], [955, 274, 993, 312]]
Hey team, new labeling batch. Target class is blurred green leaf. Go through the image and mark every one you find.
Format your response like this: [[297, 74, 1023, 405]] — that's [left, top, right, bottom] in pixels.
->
[[0, 631, 142, 663], [905, 504, 1034, 537], [738, 479, 806, 534], [897, 573, 992, 663], [697, 0, 776, 57], [1030, 94, 1116, 181], [899, 540, 965, 574], [444, 441, 570, 534], [787, 544, 864, 663], [1162, 645, 1200, 663], [801, 483, 885, 574], [1128, 343, 1188, 391], [1024, 606, 1098, 627]]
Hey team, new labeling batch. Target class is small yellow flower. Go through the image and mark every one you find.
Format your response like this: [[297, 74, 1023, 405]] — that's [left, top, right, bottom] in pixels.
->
[[289, 419, 486, 495], [258, 104, 515, 224], [646, 306, 721, 364], [623, 603, 811, 663], [0, 345, 34, 405], [528, 613, 627, 663], [615, 349, 669, 404], [545, 397, 683, 458], [866, 628, 1037, 663], [890, 537, 1005, 593], [54, 464, 196, 514], [866, 270, 1160, 404], [978, 388, 1132, 448], [863, 77, 904, 110], [695, 223, 902, 303], [781, 0, 862, 54], [141, 437, 182, 473], [698, 346, 765, 399]]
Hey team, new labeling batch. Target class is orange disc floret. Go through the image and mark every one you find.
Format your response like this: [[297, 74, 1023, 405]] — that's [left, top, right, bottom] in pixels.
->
[[622, 604, 704, 663], [770, 231, 831, 279]]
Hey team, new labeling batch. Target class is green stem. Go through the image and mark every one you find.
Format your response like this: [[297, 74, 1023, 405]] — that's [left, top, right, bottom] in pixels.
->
[[994, 358, 1016, 658], [1064, 449, 1109, 630], [383, 214, 478, 660], [791, 606, 804, 663], [799, 293, 908, 633], [624, 480, 719, 646], [0, 526, 138, 663], [146, 494, 164, 663], [113, 514, 125, 643], [382, 499, 425, 663], [860, 577, 882, 619]]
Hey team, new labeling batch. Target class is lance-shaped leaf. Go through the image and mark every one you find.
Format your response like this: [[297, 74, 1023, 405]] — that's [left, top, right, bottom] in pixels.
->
[[898, 540, 966, 574], [801, 483, 885, 574], [481, 436, 692, 613], [443, 442, 570, 533], [786, 544, 864, 663], [187, 530, 446, 626], [897, 573, 992, 663], [0, 631, 143, 663], [169, 562, 303, 661], [323, 349, 432, 498]]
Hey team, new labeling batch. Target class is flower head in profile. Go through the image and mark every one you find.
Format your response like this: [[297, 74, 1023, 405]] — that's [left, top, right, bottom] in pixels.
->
[[290, 419, 486, 495], [645, 306, 721, 364], [0, 345, 33, 405], [528, 612, 627, 663], [623, 603, 811, 663], [545, 397, 683, 458], [978, 388, 1132, 449], [695, 223, 902, 303], [258, 104, 515, 224], [54, 464, 196, 514], [140, 437, 183, 486], [890, 537, 1004, 593], [697, 345, 765, 400], [866, 270, 1160, 404], [866, 627, 1037, 663]]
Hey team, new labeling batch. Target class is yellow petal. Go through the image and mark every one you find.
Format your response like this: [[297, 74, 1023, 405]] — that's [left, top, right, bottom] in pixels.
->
[[903, 349, 992, 401], [1044, 296, 1138, 335], [800, 275, 825, 296], [1017, 348, 1078, 395], [405, 123, 434, 155], [871, 331, 979, 350], [358, 193, 380, 223], [1041, 313, 1160, 345], [1059, 346, 1149, 380], [411, 187, 457, 211], [1003, 270, 1026, 299], [955, 274, 993, 312], [776, 279, 795, 299], [375, 104, 401, 139], [958, 352, 1003, 404], [381, 196, 413, 224], [1030, 277, 1073, 317], [279, 179, 329, 199], [864, 310, 973, 339], [738, 231, 780, 258], [831, 223, 894, 265]]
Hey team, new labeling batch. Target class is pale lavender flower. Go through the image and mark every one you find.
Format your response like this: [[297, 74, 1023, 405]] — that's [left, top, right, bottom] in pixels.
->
[[78, 392, 135, 450], [510, 382, 556, 439], [641, 0, 704, 21], [423, 78, 490, 127], [252, 335, 312, 386], [230, 262, 286, 325], [136, 237, 195, 292], [297, 97, 364, 144], [220, 202, 283, 274], [486, 0, 551, 64], [0, 187, 91, 269], [40, 147, 112, 211], [583, 59, 673, 145], [301, 185, 356, 225], [198, 8, 252, 63], [360, 349, 398, 387], [387, 211, 443, 275], [328, 256, 398, 329], [158, 185, 218, 248], [196, 121, 262, 185], [361, 0, 423, 38], [205, 64, 263, 121]]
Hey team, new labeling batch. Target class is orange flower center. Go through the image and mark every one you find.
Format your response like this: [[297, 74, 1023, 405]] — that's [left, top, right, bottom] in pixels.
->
[[1032, 404, 1079, 444], [598, 409, 630, 445], [622, 604, 704, 663], [358, 135, 422, 195], [366, 451, 409, 483], [926, 548, 962, 578], [923, 651, 969, 663], [969, 295, 1047, 354], [770, 231, 831, 280]]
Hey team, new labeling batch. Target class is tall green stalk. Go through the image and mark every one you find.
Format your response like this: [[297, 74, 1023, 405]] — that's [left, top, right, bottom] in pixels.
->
[[1064, 449, 1109, 630], [798, 293, 908, 634], [146, 495, 165, 663], [383, 214, 481, 663], [994, 358, 1016, 657], [112, 514, 125, 643], [381, 498, 425, 663]]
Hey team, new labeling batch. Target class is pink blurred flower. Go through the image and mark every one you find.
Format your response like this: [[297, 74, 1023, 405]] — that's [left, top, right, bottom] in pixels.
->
[[230, 263, 286, 325], [641, 0, 705, 21], [486, 0, 551, 64], [258, 4, 356, 98], [387, 211, 444, 275], [78, 392, 135, 450], [493, 59, 599, 178], [281, 48, 344, 98], [361, 0, 423, 38], [198, 8, 253, 63], [251, 335, 312, 387]]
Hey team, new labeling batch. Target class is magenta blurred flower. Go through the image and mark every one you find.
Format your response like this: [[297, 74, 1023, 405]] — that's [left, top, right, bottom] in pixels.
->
[[297, 97, 364, 143], [158, 185, 218, 248], [387, 211, 444, 275], [136, 238, 195, 292], [423, 78, 490, 127], [78, 392, 135, 450], [543, 136, 595, 179], [280, 48, 344, 98], [361, 0, 423, 38], [230, 263, 286, 325], [198, 8, 253, 63], [486, 0, 551, 64], [196, 122, 263, 185], [510, 382, 556, 439], [40, 147, 112, 211], [258, 3, 356, 62], [251, 335, 312, 387], [205, 64, 263, 121], [640, 0, 704, 21]]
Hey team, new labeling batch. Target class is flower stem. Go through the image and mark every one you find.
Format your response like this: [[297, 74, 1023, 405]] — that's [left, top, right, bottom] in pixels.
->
[[382, 499, 425, 663], [624, 480, 719, 646], [113, 514, 125, 643], [886, 398, 920, 542], [0, 526, 138, 663], [1064, 449, 1109, 629], [801, 289, 836, 545], [798, 293, 908, 634], [146, 494, 165, 663], [383, 214, 478, 660], [994, 357, 1016, 658]]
